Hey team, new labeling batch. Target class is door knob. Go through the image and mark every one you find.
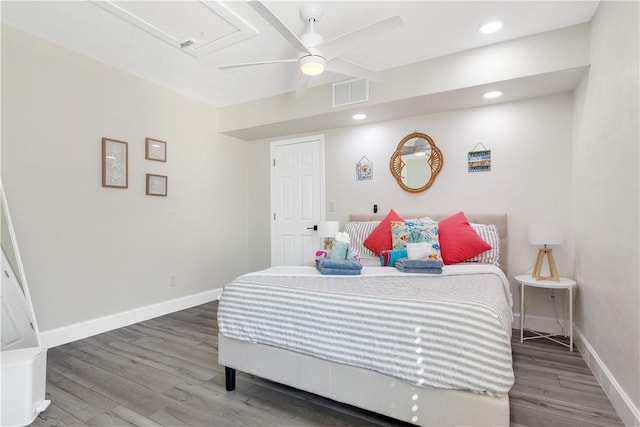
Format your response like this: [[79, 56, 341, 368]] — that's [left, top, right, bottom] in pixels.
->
[[306, 225, 318, 231]]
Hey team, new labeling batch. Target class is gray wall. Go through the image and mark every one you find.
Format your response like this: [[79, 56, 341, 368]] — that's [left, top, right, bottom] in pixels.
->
[[572, 1, 639, 418], [1, 25, 249, 331]]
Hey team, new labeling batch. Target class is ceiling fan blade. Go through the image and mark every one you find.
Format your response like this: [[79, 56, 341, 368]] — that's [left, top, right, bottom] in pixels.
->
[[319, 15, 404, 61], [326, 58, 389, 83], [248, 1, 312, 55], [295, 74, 311, 98], [218, 59, 297, 70]]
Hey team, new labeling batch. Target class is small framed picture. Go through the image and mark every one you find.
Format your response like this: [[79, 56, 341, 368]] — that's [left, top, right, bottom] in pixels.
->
[[146, 174, 167, 196], [468, 150, 491, 172], [145, 138, 167, 162], [102, 138, 128, 188], [356, 156, 373, 181]]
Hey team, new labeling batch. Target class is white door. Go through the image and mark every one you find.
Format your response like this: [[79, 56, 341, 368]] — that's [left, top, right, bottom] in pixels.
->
[[1, 251, 38, 351], [271, 135, 324, 266]]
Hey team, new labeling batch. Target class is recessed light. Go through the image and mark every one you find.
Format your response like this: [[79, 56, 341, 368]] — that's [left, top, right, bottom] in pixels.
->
[[480, 20, 503, 34], [483, 91, 503, 99], [352, 113, 367, 120]]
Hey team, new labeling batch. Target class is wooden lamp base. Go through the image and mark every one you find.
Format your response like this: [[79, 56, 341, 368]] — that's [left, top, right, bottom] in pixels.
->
[[532, 248, 560, 281], [322, 237, 334, 250]]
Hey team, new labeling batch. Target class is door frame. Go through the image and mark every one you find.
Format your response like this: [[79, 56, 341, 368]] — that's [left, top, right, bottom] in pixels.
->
[[270, 134, 325, 266]]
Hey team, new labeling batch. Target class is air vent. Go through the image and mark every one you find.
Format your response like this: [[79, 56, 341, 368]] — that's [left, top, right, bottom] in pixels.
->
[[332, 79, 369, 107]]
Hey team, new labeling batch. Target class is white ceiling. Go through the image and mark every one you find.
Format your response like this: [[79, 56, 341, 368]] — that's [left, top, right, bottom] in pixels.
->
[[1, 1, 599, 108]]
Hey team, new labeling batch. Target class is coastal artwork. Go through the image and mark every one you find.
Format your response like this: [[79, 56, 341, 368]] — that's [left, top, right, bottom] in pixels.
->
[[468, 150, 491, 172], [356, 156, 373, 180]]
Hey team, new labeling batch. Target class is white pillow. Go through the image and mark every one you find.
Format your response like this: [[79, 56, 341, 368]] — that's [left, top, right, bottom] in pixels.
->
[[406, 242, 433, 260]]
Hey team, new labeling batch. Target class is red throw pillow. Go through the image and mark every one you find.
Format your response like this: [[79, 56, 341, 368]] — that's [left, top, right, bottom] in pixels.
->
[[438, 212, 492, 265], [363, 209, 404, 255]]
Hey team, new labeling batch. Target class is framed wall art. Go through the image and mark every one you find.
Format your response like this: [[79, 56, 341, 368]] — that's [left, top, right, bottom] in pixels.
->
[[468, 142, 491, 172], [145, 138, 167, 162], [356, 156, 373, 181], [146, 174, 167, 196], [102, 137, 128, 188]]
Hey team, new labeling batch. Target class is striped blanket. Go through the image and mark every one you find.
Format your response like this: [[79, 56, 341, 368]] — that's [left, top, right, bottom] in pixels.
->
[[217, 264, 514, 396]]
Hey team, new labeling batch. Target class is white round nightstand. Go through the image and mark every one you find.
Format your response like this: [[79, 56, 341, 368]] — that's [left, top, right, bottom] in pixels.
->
[[514, 275, 577, 351]]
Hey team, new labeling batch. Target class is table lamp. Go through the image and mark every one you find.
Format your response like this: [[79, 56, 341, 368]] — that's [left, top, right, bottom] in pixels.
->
[[317, 221, 340, 249], [528, 222, 563, 281]]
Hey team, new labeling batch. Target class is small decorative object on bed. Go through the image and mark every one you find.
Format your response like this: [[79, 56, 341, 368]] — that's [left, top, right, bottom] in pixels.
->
[[218, 212, 512, 426], [145, 174, 167, 196], [330, 231, 350, 259], [390, 132, 443, 193], [145, 137, 167, 162], [101, 137, 128, 189]]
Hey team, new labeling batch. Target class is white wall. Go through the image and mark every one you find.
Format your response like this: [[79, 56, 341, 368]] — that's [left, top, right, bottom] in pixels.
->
[[1, 26, 249, 333], [572, 2, 639, 424], [248, 93, 576, 319]]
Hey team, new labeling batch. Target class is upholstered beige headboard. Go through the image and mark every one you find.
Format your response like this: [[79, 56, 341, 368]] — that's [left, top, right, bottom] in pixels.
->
[[349, 213, 508, 272]]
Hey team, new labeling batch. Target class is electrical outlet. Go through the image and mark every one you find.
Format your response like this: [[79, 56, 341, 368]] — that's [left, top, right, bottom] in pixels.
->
[[170, 275, 177, 287], [547, 289, 556, 301]]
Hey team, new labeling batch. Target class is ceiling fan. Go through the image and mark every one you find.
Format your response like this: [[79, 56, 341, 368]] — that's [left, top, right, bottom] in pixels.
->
[[218, 1, 404, 97]]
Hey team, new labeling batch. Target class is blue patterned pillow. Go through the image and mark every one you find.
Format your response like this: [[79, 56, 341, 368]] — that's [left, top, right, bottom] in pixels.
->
[[390, 220, 442, 261]]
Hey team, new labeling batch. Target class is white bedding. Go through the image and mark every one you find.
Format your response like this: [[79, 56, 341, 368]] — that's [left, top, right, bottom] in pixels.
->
[[218, 264, 514, 396]]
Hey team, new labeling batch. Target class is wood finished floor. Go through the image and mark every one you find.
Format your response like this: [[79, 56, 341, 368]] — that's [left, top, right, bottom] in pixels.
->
[[32, 301, 624, 427]]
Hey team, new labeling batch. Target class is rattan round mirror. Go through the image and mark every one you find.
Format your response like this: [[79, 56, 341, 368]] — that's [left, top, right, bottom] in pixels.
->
[[389, 132, 444, 193]]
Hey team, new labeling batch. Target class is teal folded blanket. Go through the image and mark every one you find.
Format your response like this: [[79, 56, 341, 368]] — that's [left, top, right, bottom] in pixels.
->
[[319, 259, 362, 270], [318, 267, 361, 275], [398, 267, 443, 274], [317, 258, 362, 275], [394, 258, 443, 274]]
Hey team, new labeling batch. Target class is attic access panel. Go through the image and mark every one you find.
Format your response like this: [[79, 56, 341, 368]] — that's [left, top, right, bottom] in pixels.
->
[[95, 1, 257, 58]]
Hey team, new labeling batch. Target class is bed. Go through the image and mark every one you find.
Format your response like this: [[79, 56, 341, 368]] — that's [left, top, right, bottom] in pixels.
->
[[218, 213, 512, 426]]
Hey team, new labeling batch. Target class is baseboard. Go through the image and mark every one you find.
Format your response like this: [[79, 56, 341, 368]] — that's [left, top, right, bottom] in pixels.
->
[[40, 288, 222, 349], [512, 313, 639, 427], [574, 325, 640, 427]]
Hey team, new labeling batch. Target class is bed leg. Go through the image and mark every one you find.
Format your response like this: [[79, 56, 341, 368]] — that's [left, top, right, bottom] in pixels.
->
[[225, 367, 236, 391]]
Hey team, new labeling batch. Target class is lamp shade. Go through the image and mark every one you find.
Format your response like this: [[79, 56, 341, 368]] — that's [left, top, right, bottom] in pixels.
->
[[299, 55, 325, 76], [528, 222, 563, 246], [317, 221, 339, 238]]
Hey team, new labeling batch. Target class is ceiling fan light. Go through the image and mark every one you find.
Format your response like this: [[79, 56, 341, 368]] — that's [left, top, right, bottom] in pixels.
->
[[300, 55, 325, 76]]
